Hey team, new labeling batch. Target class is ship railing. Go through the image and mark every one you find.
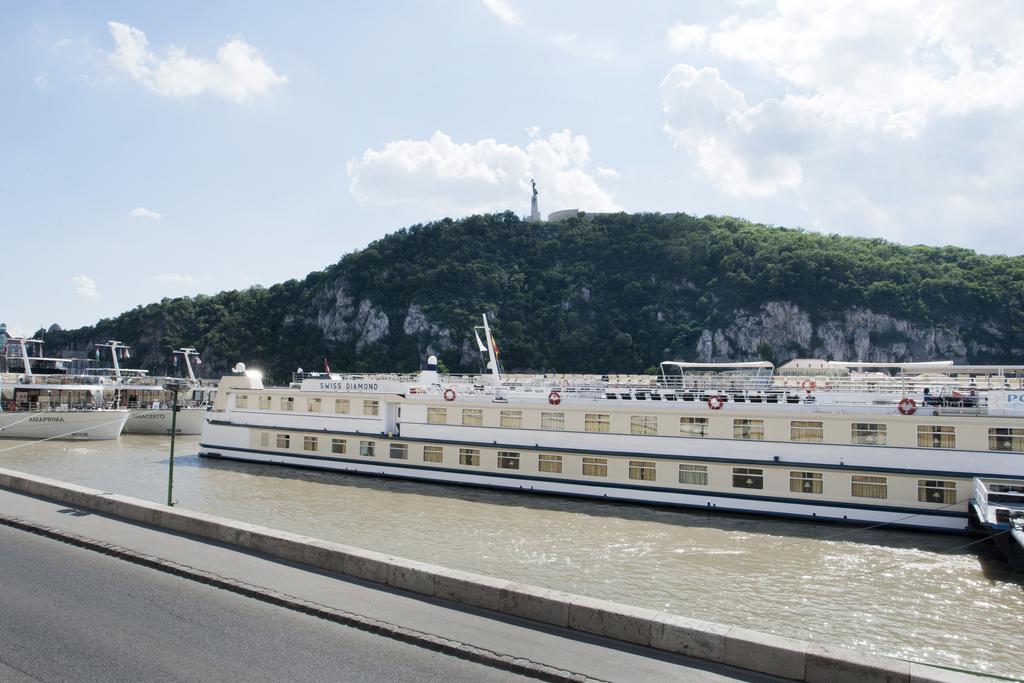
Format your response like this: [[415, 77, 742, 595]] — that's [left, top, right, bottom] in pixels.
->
[[973, 478, 1024, 526]]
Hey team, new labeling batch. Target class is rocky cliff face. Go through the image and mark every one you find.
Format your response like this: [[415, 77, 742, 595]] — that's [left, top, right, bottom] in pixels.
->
[[694, 301, 1012, 363]]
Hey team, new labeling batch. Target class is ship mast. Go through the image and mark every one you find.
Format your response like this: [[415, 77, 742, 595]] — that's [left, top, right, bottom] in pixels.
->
[[11, 337, 45, 377], [172, 348, 201, 383], [481, 314, 501, 389], [95, 341, 129, 382]]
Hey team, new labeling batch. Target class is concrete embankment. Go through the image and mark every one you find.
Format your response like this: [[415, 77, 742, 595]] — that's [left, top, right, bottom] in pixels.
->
[[0, 466, 981, 682]]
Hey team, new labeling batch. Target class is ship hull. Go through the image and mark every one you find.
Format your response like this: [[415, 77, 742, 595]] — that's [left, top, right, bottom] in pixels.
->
[[0, 409, 129, 441], [123, 407, 207, 435]]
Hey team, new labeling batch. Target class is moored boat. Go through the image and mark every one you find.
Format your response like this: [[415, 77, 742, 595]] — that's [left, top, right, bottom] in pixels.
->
[[199, 315, 1024, 552], [92, 342, 215, 435], [0, 338, 128, 441]]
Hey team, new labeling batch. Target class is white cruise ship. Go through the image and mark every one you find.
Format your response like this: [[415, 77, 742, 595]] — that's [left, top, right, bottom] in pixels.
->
[[0, 338, 128, 441], [199, 316, 1024, 537], [92, 342, 215, 435]]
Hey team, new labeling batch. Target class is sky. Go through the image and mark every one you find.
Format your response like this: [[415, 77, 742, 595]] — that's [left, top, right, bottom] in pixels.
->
[[2, 0, 1023, 335]]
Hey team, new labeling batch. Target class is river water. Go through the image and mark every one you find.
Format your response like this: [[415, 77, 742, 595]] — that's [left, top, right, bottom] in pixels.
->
[[1, 435, 1021, 677]]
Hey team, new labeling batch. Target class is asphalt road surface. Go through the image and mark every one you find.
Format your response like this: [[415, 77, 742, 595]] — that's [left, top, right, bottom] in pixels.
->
[[0, 524, 532, 682]]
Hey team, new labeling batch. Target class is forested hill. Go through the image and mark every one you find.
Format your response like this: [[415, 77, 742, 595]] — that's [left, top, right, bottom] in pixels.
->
[[42, 212, 1024, 383]]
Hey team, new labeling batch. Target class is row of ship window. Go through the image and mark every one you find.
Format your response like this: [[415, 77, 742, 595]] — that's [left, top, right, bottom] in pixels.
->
[[430, 407, 1023, 452], [236, 395, 380, 416], [234, 394, 1024, 452], [257, 432, 959, 504]]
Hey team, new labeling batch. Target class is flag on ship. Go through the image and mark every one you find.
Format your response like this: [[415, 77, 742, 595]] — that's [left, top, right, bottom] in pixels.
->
[[324, 356, 331, 373]]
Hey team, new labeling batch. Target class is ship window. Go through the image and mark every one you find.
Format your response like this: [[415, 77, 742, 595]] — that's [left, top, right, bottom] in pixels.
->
[[497, 451, 520, 469], [585, 413, 610, 433], [331, 438, 346, 454], [918, 479, 957, 504], [235, 394, 248, 409], [918, 425, 955, 449], [732, 467, 763, 489], [988, 427, 1024, 452], [790, 471, 823, 494], [427, 407, 447, 424], [678, 464, 708, 485], [423, 445, 443, 463], [276, 434, 290, 449], [307, 398, 321, 413], [282, 397, 294, 411], [679, 416, 708, 438], [359, 440, 375, 457], [630, 415, 658, 436], [500, 410, 523, 428], [459, 448, 480, 466], [538, 454, 562, 473], [363, 400, 380, 416], [541, 412, 565, 431], [303, 436, 318, 452], [582, 457, 608, 477], [259, 396, 272, 409], [260, 432, 269, 448], [335, 398, 350, 414], [628, 460, 657, 481], [790, 421, 823, 443], [851, 475, 887, 499], [733, 419, 764, 441], [462, 409, 483, 426], [851, 423, 887, 445], [389, 443, 409, 460]]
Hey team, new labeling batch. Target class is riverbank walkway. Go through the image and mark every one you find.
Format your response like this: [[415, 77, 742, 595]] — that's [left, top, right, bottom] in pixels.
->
[[0, 486, 780, 682]]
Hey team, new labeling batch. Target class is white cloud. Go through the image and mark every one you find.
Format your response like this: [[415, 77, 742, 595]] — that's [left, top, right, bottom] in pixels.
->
[[129, 206, 162, 220], [525, 125, 540, 138], [347, 129, 619, 216], [481, 0, 521, 26], [705, 0, 1024, 138], [667, 23, 707, 51], [480, 1, 612, 60], [154, 273, 210, 284], [33, 73, 49, 91], [661, 65, 806, 198], [72, 275, 100, 298], [659, 1, 1024, 250], [596, 166, 620, 179], [106, 21, 286, 102]]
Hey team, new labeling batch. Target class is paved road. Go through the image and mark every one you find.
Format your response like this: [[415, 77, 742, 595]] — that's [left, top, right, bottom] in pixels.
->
[[0, 524, 530, 682], [0, 487, 779, 682]]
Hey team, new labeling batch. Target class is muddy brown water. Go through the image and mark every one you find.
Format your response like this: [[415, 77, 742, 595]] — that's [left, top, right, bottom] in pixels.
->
[[1, 435, 1021, 677]]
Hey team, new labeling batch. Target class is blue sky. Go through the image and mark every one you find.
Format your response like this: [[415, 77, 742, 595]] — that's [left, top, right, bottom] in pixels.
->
[[3, 1, 1023, 334]]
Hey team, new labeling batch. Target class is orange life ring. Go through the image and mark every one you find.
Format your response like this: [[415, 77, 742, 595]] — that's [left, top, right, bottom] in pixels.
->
[[801, 379, 816, 393], [443, 388, 456, 402], [548, 390, 561, 406], [707, 395, 724, 410], [897, 398, 917, 415]]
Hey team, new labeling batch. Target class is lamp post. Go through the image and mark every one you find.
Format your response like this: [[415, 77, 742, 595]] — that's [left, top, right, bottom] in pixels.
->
[[166, 379, 186, 507]]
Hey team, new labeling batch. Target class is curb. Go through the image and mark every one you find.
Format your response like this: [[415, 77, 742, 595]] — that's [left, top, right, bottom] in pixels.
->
[[0, 467, 988, 682]]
